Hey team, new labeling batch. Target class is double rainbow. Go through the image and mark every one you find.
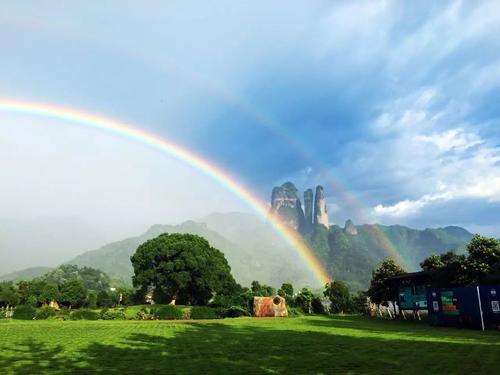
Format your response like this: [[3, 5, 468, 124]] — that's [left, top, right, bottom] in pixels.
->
[[0, 99, 331, 285]]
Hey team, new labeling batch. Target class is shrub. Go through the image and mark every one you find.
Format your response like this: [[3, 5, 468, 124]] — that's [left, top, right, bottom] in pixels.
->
[[35, 306, 57, 320], [151, 305, 183, 320], [100, 308, 126, 320], [287, 307, 303, 317], [135, 306, 153, 320], [13, 305, 36, 320], [222, 306, 251, 318], [86, 293, 98, 309], [70, 309, 99, 320], [311, 297, 326, 315], [190, 306, 220, 320]]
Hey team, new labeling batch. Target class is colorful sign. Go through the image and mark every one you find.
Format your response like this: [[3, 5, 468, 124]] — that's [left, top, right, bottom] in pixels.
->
[[440, 291, 459, 315]]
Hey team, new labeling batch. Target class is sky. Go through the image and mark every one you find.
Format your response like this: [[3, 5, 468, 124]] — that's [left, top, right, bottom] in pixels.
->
[[1, 1, 499, 272]]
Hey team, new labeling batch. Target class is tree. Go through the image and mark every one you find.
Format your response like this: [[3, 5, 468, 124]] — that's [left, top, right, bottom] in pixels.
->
[[367, 259, 405, 305], [97, 290, 112, 307], [277, 282, 294, 306], [60, 280, 87, 308], [421, 251, 466, 287], [462, 235, 500, 285], [324, 281, 351, 313], [39, 283, 60, 304], [311, 296, 326, 314], [277, 283, 293, 299], [295, 288, 314, 314], [131, 233, 236, 305], [251, 281, 275, 297], [420, 254, 445, 271], [351, 291, 368, 314], [41, 264, 110, 293], [0, 282, 19, 307], [87, 292, 98, 309]]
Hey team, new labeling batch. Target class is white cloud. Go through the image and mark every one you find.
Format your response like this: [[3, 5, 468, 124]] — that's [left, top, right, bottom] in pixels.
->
[[416, 128, 483, 152]]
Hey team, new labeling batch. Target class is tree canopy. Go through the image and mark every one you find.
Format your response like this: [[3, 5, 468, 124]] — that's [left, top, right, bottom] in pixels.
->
[[419, 236, 500, 287], [131, 233, 236, 305], [251, 281, 276, 297], [324, 280, 351, 313], [41, 264, 110, 293], [367, 259, 405, 305], [463, 234, 500, 285]]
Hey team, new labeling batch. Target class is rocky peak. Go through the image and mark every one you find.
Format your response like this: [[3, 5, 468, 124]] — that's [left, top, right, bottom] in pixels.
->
[[344, 219, 358, 235], [303, 189, 314, 232], [313, 185, 329, 228], [270, 182, 305, 231]]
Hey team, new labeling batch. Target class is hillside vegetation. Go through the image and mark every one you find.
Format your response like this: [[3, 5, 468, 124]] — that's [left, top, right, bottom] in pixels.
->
[[0, 213, 473, 291]]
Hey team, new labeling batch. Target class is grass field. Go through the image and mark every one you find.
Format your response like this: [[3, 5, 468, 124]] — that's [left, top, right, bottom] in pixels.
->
[[0, 315, 498, 374]]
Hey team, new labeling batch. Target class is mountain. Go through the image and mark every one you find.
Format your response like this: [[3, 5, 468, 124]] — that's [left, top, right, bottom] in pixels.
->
[[304, 221, 473, 291], [269, 182, 329, 234], [1, 213, 474, 291], [65, 214, 472, 291], [0, 266, 54, 282], [67, 217, 319, 288]]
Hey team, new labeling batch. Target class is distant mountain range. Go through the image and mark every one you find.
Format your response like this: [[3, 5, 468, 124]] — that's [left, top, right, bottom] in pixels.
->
[[0, 266, 53, 282], [0, 211, 474, 291], [309, 222, 472, 290]]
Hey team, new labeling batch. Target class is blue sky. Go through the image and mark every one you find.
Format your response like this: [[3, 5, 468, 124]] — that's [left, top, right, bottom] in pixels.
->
[[1, 0, 499, 253]]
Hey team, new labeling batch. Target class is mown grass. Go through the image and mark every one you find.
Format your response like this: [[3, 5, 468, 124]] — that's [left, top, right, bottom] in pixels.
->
[[0, 315, 498, 374]]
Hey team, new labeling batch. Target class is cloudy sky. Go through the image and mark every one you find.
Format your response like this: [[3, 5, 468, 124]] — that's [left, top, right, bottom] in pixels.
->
[[1, 1, 499, 272]]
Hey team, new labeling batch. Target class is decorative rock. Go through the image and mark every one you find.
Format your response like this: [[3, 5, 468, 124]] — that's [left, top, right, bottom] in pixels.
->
[[253, 296, 288, 317]]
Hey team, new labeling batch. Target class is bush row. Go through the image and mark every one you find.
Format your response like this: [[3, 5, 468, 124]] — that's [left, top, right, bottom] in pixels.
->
[[10, 305, 247, 321]]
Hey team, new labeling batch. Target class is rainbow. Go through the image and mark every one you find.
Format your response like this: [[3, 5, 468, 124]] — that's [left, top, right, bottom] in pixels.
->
[[0, 98, 331, 285], [3, 16, 406, 268]]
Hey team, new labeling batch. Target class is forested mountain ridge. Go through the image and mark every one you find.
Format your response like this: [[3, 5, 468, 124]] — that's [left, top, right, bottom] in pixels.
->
[[0, 213, 473, 291]]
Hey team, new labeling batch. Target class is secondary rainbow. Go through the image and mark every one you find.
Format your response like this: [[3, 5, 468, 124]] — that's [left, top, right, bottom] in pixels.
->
[[0, 98, 331, 285]]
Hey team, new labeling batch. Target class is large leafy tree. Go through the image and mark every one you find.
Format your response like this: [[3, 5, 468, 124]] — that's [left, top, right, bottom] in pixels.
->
[[60, 280, 87, 308], [420, 254, 445, 271], [295, 288, 314, 314], [277, 282, 294, 305], [420, 251, 466, 287], [0, 282, 20, 307], [324, 280, 351, 313], [42, 264, 110, 293], [131, 233, 236, 305], [462, 235, 500, 285], [38, 283, 60, 304], [250, 281, 276, 297], [367, 259, 405, 305]]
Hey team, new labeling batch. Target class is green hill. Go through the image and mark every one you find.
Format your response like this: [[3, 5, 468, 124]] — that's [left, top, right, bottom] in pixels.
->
[[67, 217, 319, 288], [308, 223, 473, 291], [0, 266, 54, 282], [1, 213, 474, 291]]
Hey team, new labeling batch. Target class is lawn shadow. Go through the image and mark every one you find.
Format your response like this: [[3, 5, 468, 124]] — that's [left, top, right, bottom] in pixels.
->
[[303, 315, 500, 344], [0, 339, 83, 374], [1, 320, 499, 374]]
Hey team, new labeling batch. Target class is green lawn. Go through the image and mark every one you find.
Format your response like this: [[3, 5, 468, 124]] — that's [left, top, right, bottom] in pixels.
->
[[0, 315, 498, 374]]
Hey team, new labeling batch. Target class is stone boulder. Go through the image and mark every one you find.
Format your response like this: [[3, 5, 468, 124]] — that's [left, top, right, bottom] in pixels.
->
[[253, 296, 288, 317]]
